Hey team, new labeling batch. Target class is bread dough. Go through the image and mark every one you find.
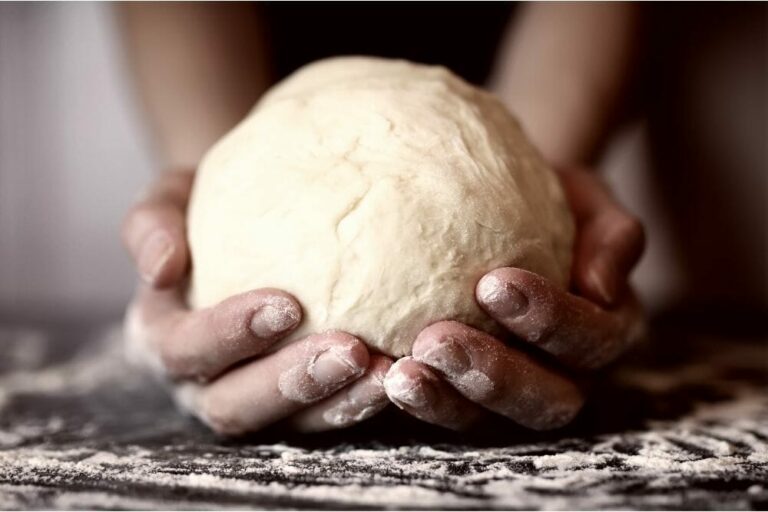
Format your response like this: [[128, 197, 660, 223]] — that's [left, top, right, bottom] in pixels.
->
[[187, 57, 574, 357]]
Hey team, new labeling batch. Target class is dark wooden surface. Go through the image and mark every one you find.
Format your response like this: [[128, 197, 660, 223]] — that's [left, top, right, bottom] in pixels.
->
[[0, 314, 766, 510]]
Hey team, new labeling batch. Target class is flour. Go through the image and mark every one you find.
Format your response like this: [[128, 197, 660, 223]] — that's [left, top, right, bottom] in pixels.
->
[[322, 384, 386, 428], [383, 359, 430, 408], [0, 326, 132, 398], [274, 337, 366, 406], [250, 295, 302, 340], [454, 369, 495, 398], [0, 327, 47, 369], [2, 397, 765, 510], [1, 322, 766, 509]]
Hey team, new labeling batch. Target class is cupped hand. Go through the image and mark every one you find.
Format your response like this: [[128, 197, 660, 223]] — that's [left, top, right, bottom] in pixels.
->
[[384, 167, 646, 431], [121, 171, 392, 435]]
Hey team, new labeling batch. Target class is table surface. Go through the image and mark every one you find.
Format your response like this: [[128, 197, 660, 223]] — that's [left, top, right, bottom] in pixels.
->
[[0, 315, 766, 510]]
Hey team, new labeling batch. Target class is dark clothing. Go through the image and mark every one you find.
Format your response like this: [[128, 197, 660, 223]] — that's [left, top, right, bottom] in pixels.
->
[[262, 2, 515, 85]]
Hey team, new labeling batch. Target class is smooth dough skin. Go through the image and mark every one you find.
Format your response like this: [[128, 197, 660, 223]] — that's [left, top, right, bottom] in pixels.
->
[[188, 57, 574, 357]]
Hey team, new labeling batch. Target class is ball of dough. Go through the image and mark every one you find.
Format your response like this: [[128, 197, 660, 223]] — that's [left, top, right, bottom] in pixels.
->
[[187, 57, 574, 357]]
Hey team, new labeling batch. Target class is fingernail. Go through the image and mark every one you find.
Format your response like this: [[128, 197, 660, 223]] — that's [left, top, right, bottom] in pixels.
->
[[138, 231, 174, 284], [417, 338, 471, 377], [383, 366, 435, 408], [589, 257, 617, 304], [477, 274, 528, 318], [250, 300, 300, 339], [309, 346, 365, 387]]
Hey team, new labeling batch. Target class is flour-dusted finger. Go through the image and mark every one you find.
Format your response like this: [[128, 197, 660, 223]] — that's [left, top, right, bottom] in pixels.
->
[[194, 332, 369, 436], [384, 357, 485, 431], [476, 267, 644, 370], [413, 321, 584, 431], [126, 286, 302, 381], [121, 171, 195, 288], [289, 356, 392, 432]]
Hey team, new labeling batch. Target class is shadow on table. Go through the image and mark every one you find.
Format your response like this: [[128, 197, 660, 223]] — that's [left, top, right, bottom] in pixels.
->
[[229, 308, 768, 450], [1, 307, 765, 451]]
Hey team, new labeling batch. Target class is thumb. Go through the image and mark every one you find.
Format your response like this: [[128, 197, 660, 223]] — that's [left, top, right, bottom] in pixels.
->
[[559, 168, 645, 306]]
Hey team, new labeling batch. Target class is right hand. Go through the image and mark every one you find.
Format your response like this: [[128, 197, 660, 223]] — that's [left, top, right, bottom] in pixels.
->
[[383, 168, 646, 431], [121, 170, 392, 435]]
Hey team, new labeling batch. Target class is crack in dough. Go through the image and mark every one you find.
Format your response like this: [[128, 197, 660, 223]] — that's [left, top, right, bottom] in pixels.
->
[[187, 57, 574, 357]]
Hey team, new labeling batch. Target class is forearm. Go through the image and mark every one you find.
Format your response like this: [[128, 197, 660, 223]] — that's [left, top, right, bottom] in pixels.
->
[[491, 2, 640, 166], [118, 3, 270, 170]]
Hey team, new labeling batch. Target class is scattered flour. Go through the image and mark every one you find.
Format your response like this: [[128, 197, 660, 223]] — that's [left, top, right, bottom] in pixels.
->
[[1, 390, 766, 509], [0, 326, 133, 399], [0, 322, 766, 509]]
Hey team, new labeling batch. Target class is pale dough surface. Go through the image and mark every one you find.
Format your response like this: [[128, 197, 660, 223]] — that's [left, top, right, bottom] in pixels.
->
[[187, 57, 574, 357]]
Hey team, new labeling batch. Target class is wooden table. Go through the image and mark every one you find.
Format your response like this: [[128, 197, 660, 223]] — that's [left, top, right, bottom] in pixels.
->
[[0, 314, 766, 509]]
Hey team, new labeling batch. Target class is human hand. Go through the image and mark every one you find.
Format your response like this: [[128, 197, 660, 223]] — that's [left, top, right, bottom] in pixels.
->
[[121, 171, 392, 435], [383, 167, 646, 430]]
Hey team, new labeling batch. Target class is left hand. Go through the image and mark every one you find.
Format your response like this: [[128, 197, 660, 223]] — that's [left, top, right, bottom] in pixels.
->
[[122, 171, 392, 435], [383, 167, 646, 431]]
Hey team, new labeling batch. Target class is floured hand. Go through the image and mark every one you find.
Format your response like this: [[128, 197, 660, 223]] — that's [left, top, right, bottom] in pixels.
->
[[384, 168, 646, 431], [121, 171, 392, 435]]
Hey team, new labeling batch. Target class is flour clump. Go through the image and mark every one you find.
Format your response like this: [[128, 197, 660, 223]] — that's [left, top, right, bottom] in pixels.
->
[[187, 57, 574, 357]]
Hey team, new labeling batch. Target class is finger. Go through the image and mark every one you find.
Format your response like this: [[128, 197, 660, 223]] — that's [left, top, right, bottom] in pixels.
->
[[192, 332, 369, 436], [383, 357, 486, 431], [477, 267, 644, 370], [413, 321, 584, 431], [126, 286, 302, 381], [121, 171, 195, 288], [289, 355, 393, 432], [559, 168, 645, 305]]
